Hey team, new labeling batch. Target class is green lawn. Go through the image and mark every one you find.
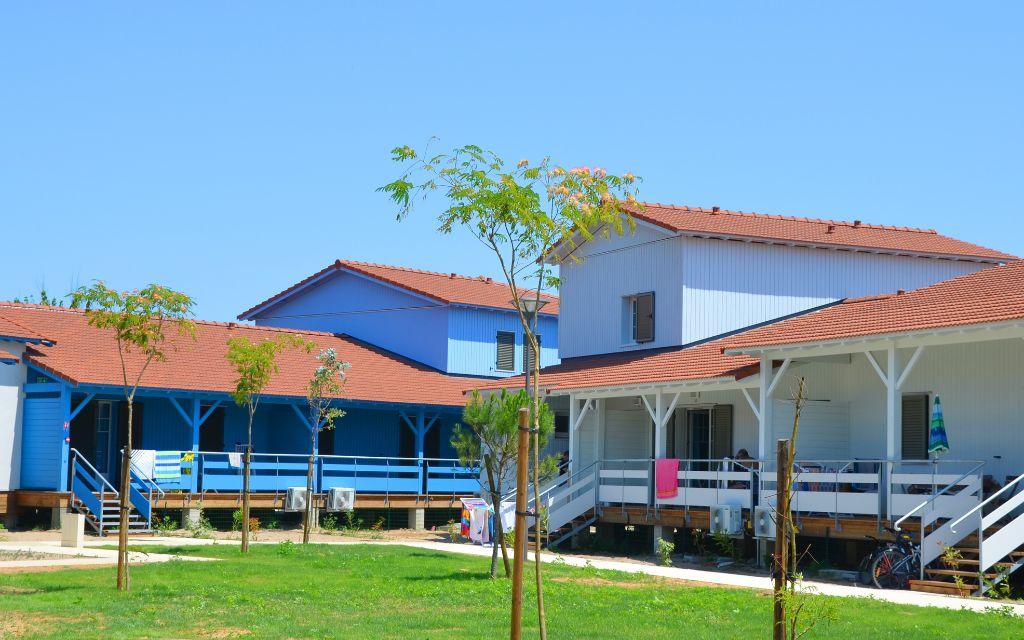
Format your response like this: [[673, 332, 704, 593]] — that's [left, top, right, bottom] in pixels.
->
[[0, 543, 1017, 639]]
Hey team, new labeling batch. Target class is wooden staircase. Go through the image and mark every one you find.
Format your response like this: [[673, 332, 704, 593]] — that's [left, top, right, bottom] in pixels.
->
[[910, 473, 1024, 597], [68, 448, 154, 536]]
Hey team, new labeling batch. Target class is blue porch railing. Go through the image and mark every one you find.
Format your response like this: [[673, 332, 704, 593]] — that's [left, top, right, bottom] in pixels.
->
[[180, 451, 479, 496]]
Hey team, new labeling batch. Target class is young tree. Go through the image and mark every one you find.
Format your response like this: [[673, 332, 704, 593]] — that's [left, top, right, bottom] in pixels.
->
[[226, 334, 308, 553], [303, 348, 350, 544], [452, 389, 555, 579], [70, 282, 196, 591], [381, 143, 639, 638]]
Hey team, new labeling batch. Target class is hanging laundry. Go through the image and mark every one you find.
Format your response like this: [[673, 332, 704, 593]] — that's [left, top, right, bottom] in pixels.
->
[[154, 451, 182, 481], [227, 452, 242, 469], [130, 449, 157, 479]]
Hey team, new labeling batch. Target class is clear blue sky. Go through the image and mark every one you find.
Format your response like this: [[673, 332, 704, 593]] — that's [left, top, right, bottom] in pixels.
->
[[2, 3, 1021, 320]]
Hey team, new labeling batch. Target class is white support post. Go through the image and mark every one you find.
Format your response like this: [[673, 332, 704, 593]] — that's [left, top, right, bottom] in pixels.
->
[[653, 392, 665, 458], [595, 398, 605, 467], [885, 343, 900, 462], [568, 395, 578, 475], [758, 355, 774, 459]]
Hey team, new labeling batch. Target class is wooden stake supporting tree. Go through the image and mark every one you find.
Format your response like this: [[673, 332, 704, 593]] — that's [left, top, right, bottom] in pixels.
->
[[71, 282, 196, 591]]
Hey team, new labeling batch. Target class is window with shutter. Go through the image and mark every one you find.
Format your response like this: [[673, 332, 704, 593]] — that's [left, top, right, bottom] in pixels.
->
[[711, 404, 734, 460], [902, 394, 929, 460], [632, 292, 655, 343], [495, 331, 516, 371]]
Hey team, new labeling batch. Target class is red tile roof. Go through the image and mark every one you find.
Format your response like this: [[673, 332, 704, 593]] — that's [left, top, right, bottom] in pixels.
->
[[723, 260, 1024, 351], [0, 348, 19, 364], [0, 313, 49, 343], [475, 338, 758, 395], [625, 203, 1015, 262], [239, 259, 559, 319], [1, 303, 484, 406]]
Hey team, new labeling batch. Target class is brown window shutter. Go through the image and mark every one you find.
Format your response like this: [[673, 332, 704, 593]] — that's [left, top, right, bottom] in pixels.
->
[[902, 394, 929, 460], [712, 404, 734, 460], [496, 331, 516, 371], [634, 293, 655, 343]]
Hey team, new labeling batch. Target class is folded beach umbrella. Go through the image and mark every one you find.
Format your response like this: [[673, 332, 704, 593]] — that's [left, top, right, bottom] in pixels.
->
[[928, 396, 950, 456]]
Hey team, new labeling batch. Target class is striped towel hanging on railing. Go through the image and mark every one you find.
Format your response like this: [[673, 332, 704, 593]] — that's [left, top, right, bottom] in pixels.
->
[[154, 451, 182, 481]]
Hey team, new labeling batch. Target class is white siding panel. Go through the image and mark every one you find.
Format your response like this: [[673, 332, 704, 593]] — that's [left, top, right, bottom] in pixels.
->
[[559, 234, 683, 358], [681, 237, 987, 344], [0, 342, 26, 490], [772, 400, 851, 461], [603, 409, 651, 460]]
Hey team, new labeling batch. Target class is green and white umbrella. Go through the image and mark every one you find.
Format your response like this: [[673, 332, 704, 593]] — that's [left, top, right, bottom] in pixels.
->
[[928, 395, 950, 456]]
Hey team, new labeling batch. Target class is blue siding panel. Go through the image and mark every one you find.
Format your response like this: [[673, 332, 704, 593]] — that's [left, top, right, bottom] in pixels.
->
[[447, 307, 559, 378], [20, 395, 62, 490], [252, 270, 450, 372], [140, 399, 191, 451]]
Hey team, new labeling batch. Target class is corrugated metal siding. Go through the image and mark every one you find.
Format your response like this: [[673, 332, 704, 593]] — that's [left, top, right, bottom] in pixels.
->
[[448, 307, 559, 378], [558, 233, 683, 358], [680, 237, 987, 344], [252, 270, 450, 372], [20, 394, 62, 490]]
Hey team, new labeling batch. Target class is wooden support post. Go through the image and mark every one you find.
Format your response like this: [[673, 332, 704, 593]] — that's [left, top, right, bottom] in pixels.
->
[[773, 438, 792, 640], [510, 407, 530, 640]]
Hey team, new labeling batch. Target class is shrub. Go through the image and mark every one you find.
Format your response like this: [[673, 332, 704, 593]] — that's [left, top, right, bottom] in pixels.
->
[[656, 538, 675, 567], [321, 514, 339, 532]]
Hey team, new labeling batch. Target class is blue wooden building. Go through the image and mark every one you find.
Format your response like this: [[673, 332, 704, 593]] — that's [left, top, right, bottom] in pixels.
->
[[0, 303, 492, 533], [238, 260, 560, 378]]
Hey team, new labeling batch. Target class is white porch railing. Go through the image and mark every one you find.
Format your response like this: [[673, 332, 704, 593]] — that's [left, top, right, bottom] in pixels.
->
[[595, 457, 984, 525]]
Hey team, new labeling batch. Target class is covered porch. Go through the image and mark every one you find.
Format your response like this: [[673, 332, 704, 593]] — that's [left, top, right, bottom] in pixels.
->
[[20, 369, 478, 501], [556, 329, 1024, 534]]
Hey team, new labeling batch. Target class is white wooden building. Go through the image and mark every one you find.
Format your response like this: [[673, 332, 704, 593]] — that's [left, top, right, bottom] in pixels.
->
[[490, 203, 1023, 595]]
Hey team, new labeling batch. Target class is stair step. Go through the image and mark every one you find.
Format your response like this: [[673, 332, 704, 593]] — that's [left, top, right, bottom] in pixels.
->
[[925, 568, 999, 579], [943, 558, 1014, 568], [909, 580, 976, 596]]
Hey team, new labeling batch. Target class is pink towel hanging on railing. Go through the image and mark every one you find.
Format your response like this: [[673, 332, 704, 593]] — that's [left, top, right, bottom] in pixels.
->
[[656, 458, 680, 499]]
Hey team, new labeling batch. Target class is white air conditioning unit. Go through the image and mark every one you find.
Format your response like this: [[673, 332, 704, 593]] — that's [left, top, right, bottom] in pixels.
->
[[753, 505, 776, 539], [710, 504, 743, 536], [326, 487, 355, 512], [285, 486, 307, 512]]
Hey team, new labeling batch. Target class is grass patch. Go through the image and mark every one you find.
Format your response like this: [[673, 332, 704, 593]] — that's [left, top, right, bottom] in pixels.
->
[[0, 543, 1017, 638]]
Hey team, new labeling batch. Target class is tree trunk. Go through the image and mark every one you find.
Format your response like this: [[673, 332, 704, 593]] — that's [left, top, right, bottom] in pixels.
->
[[484, 454, 511, 578], [510, 408, 530, 640], [116, 399, 133, 590], [531, 359, 547, 640], [241, 412, 253, 553], [303, 445, 315, 544]]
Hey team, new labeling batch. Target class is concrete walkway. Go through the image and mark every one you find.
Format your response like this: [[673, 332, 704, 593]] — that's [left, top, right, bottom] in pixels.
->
[[0, 539, 213, 572], [92, 535, 1023, 616]]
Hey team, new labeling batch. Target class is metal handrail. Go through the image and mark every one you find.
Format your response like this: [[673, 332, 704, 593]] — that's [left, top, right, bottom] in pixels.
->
[[894, 461, 986, 531], [69, 448, 118, 494], [125, 453, 166, 499], [950, 472, 1024, 533]]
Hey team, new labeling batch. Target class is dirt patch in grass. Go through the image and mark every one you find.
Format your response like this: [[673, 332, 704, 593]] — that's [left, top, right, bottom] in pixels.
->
[[187, 626, 252, 638], [0, 611, 52, 638], [0, 561, 112, 575], [552, 574, 752, 591], [0, 550, 68, 561]]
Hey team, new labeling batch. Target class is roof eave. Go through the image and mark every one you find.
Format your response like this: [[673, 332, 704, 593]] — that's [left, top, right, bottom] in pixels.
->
[[724, 319, 1024, 356]]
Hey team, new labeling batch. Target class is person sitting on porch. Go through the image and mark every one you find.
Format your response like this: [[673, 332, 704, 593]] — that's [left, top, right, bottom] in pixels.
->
[[728, 449, 757, 489]]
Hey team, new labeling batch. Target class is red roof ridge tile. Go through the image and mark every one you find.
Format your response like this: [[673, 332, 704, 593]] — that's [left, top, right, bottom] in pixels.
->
[[0, 301, 346, 341], [633, 202, 939, 234]]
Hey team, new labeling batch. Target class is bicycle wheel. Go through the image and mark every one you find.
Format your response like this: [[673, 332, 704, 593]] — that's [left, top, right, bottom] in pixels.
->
[[870, 546, 911, 589]]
